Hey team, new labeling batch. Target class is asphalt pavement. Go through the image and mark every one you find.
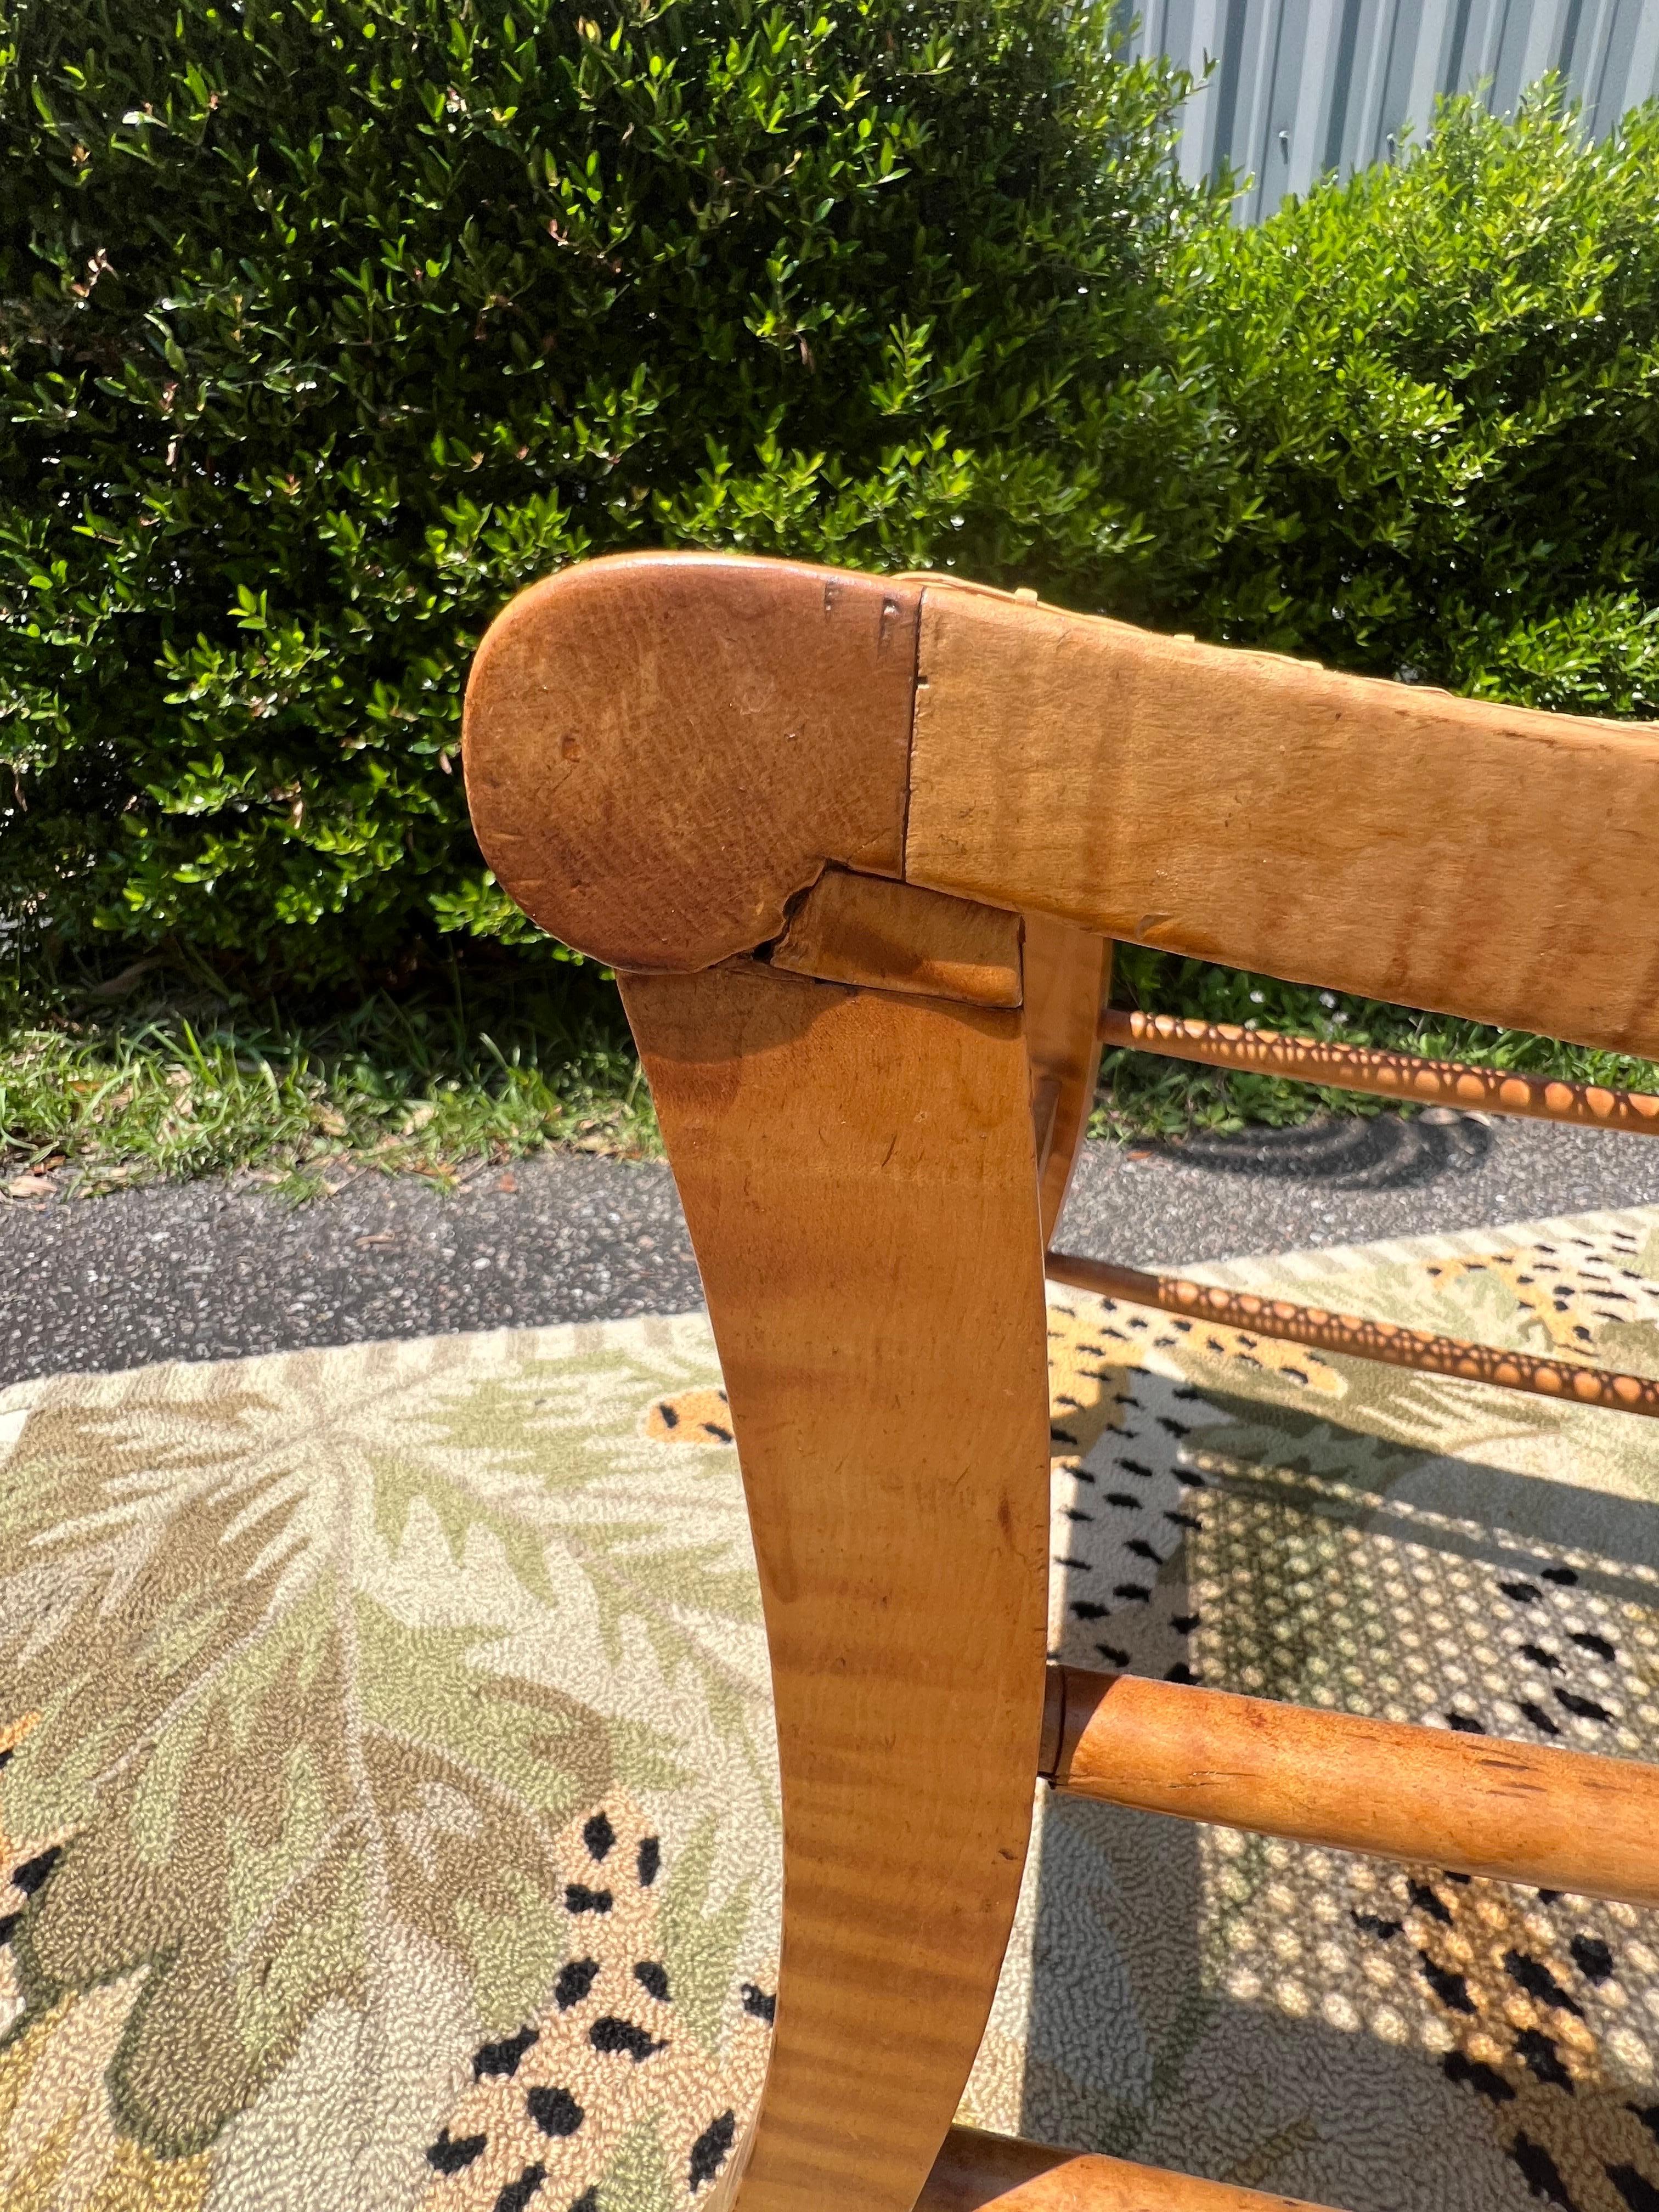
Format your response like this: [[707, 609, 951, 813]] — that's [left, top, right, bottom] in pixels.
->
[[6, 1109, 1659, 1387]]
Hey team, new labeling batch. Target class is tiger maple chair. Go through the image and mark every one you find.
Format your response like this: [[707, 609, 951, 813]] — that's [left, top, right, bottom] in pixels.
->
[[462, 554, 1659, 2212]]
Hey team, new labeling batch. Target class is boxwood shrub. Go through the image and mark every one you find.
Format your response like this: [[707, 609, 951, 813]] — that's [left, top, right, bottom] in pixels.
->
[[4, 2, 1658, 1101], [1174, 90, 1659, 707], [0, 0, 1217, 986]]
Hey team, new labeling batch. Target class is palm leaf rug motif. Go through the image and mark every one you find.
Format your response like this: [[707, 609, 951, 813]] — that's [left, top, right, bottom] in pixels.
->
[[1, 1210, 1658, 2210], [0, 1320, 777, 2211]]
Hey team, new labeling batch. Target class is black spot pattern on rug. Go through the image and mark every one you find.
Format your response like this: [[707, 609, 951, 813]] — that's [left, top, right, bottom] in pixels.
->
[[1606, 2169, 1659, 2212], [475, 2026, 539, 2080], [589, 2016, 665, 2063], [526, 2085, 584, 2140], [1444, 2052, 1515, 2104], [555, 1958, 600, 2012], [582, 1812, 616, 1862], [1043, 1324, 1212, 1686], [427, 2128, 489, 2174], [1511, 2133, 1574, 2209], [493, 2165, 546, 2212], [690, 2109, 737, 2193]]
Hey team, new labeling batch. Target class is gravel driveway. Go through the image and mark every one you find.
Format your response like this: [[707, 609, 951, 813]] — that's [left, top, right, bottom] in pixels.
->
[[6, 1109, 1659, 1387]]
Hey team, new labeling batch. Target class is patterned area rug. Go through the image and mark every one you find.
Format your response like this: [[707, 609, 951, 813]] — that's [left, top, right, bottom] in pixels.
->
[[2, 1204, 1658, 2212]]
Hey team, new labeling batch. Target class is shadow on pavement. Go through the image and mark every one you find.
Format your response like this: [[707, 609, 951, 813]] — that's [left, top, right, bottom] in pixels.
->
[[1149, 1110, 1492, 1192]]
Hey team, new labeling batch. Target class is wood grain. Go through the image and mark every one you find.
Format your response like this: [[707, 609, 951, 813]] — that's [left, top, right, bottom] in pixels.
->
[[1043, 1667, 1659, 1907], [1021, 917, 1110, 1244], [464, 553, 918, 973], [620, 959, 1051, 2212], [771, 868, 1023, 1005], [1101, 1010, 1659, 1132], [1045, 1251, 1659, 1419], [918, 2128, 1339, 2212], [907, 583, 1659, 1056]]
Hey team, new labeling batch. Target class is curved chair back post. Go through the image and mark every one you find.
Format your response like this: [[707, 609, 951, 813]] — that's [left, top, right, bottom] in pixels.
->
[[622, 956, 1051, 2212]]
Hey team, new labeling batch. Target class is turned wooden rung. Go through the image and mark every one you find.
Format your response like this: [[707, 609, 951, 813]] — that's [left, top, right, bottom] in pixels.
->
[[1106, 1013, 1659, 1132], [1040, 1665, 1659, 1907], [1045, 1249, 1659, 1420], [1099, 1009, 1659, 1133], [918, 2126, 1340, 2210]]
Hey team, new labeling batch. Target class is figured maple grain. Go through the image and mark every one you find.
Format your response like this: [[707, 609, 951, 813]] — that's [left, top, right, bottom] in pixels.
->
[[770, 867, 1023, 1006], [464, 553, 917, 972], [1043, 1667, 1659, 1907], [1021, 917, 1110, 1243], [620, 960, 1051, 2212], [917, 2129, 1339, 2212], [906, 584, 1659, 1056]]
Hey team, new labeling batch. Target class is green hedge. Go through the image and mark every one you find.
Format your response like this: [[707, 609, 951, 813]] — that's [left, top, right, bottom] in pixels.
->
[[4, 7, 1658, 1028], [0, 0, 1216, 986], [1172, 92, 1659, 706]]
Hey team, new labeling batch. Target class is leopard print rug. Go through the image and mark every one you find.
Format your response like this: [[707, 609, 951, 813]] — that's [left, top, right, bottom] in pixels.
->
[[1, 1203, 1657, 2211]]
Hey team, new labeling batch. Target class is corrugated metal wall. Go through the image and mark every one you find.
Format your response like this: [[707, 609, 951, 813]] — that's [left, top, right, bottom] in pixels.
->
[[1114, 0, 1659, 220]]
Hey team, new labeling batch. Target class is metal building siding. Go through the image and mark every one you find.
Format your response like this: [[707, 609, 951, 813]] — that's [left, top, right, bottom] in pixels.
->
[[1121, 0, 1659, 214]]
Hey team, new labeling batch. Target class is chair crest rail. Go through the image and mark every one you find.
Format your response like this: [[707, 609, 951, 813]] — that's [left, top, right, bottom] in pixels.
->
[[464, 551, 1659, 1056]]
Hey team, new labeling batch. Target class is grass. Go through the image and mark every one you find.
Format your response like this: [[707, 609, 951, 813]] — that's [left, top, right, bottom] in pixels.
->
[[0, 939, 659, 1200], [5, 935, 1657, 1201]]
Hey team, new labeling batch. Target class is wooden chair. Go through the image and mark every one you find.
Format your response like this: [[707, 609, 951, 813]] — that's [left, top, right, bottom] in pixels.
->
[[461, 552, 1659, 2212]]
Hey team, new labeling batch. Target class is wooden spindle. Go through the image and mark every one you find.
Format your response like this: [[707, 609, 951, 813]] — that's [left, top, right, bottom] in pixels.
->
[[917, 2127, 1341, 2211], [1044, 1250, 1659, 1420], [1098, 1009, 1659, 1134], [1040, 1667, 1659, 1907]]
